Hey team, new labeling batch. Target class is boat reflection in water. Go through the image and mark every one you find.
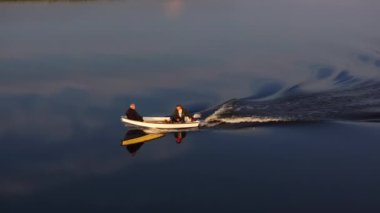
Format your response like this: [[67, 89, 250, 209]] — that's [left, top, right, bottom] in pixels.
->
[[121, 129, 189, 156], [121, 129, 164, 156], [174, 131, 186, 144]]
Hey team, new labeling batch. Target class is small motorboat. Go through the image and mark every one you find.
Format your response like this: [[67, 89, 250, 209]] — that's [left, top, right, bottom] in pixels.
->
[[120, 116, 200, 129]]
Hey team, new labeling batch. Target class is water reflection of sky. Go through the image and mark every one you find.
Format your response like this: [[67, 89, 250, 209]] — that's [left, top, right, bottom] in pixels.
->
[[2, 0, 380, 97], [1, 1, 380, 211]]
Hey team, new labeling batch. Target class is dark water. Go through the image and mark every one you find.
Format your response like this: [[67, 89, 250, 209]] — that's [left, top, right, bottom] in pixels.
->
[[1, 0, 380, 212]]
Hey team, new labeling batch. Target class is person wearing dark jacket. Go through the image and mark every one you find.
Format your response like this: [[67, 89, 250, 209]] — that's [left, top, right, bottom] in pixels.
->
[[126, 103, 143, 121], [171, 104, 192, 123]]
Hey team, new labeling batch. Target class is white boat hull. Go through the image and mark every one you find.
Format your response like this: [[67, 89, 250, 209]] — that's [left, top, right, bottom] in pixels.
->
[[121, 116, 200, 129]]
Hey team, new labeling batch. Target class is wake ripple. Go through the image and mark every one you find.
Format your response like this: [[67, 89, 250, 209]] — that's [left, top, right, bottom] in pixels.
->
[[204, 80, 380, 125]]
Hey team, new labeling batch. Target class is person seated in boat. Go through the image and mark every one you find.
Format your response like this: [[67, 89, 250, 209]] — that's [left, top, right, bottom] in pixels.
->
[[125, 103, 144, 121], [171, 104, 192, 123]]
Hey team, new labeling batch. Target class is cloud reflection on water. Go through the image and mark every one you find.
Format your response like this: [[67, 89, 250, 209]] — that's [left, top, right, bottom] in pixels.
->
[[0, 122, 194, 199], [163, 0, 184, 18]]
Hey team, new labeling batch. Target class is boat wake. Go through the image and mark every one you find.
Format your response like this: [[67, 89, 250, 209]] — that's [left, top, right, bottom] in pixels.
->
[[202, 74, 380, 127]]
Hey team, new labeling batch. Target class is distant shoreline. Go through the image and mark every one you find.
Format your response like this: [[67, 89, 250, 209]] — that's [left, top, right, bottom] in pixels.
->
[[0, 0, 97, 2]]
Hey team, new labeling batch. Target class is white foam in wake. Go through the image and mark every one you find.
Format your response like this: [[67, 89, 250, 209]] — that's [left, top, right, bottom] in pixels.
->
[[204, 104, 286, 124], [204, 103, 232, 123], [205, 116, 285, 124]]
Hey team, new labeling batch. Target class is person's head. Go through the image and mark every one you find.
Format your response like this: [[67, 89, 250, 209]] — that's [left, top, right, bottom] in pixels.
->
[[130, 103, 136, 110], [176, 104, 183, 112]]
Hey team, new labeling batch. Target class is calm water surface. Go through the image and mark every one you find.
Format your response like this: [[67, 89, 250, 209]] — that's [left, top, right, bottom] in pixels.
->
[[1, 0, 380, 212]]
